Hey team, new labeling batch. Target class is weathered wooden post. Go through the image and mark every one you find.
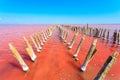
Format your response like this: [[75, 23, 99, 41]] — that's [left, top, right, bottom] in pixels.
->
[[100, 28, 103, 38], [43, 31, 47, 41], [37, 33, 44, 46], [103, 29, 107, 40], [80, 39, 97, 72], [90, 28, 92, 36], [113, 30, 117, 44], [73, 37, 85, 61], [98, 28, 101, 38], [41, 32, 46, 43], [107, 29, 110, 40], [34, 34, 42, 50], [94, 28, 99, 37], [31, 35, 40, 52], [118, 30, 120, 45], [68, 32, 79, 49], [62, 30, 66, 40], [24, 37, 37, 61], [94, 51, 119, 80], [9, 43, 29, 72], [64, 31, 68, 43]]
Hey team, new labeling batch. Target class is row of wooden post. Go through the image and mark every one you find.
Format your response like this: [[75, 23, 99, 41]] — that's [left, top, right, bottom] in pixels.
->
[[113, 30, 120, 44], [9, 26, 55, 72], [58, 26, 68, 43], [70, 25, 110, 40], [65, 24, 120, 45], [59, 25, 119, 80]]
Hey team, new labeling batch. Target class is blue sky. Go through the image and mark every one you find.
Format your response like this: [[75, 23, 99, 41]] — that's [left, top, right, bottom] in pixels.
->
[[0, 0, 120, 24]]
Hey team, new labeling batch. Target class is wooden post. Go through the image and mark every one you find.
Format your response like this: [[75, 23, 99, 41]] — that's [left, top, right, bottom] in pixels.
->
[[90, 28, 92, 36], [94, 28, 99, 37], [47, 28, 51, 37], [43, 31, 47, 41], [63, 31, 67, 40], [68, 32, 79, 49], [44, 31, 48, 40], [34, 34, 42, 50], [41, 33, 46, 43], [9, 43, 29, 72], [100, 28, 103, 38], [47, 29, 50, 37], [103, 29, 107, 40], [60, 28, 63, 39], [113, 30, 117, 44], [62, 29, 65, 39], [107, 29, 110, 40], [68, 32, 77, 45], [118, 31, 120, 44], [64, 31, 68, 43], [73, 37, 85, 60], [24, 37, 37, 61], [80, 39, 97, 72], [45, 29, 49, 39], [37, 33, 44, 46], [30, 35, 40, 52], [94, 51, 119, 80], [98, 28, 101, 38]]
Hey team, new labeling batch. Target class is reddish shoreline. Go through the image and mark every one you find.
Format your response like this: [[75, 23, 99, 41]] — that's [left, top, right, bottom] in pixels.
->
[[0, 25, 120, 80]]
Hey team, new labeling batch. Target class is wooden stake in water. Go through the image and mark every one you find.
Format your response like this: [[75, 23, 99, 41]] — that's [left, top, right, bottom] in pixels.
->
[[37, 33, 44, 46], [103, 29, 107, 40], [73, 37, 85, 59], [42, 31, 47, 41], [9, 43, 29, 72], [94, 51, 119, 80], [61, 29, 64, 39], [68, 32, 79, 49], [100, 28, 103, 38], [89, 28, 92, 36], [48, 28, 52, 36], [107, 29, 110, 40], [118, 31, 120, 44], [80, 39, 97, 72], [31, 35, 40, 52], [41, 32, 46, 43], [46, 29, 49, 39], [113, 30, 117, 44], [64, 31, 68, 43], [34, 34, 42, 50], [24, 37, 37, 61], [62, 31, 66, 40], [68, 32, 77, 45], [98, 28, 101, 38]]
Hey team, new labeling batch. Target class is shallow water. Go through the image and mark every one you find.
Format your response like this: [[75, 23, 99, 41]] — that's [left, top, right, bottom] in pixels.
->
[[0, 24, 120, 80]]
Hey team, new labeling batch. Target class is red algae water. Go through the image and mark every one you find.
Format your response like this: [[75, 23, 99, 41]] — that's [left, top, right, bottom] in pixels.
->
[[0, 24, 120, 80]]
